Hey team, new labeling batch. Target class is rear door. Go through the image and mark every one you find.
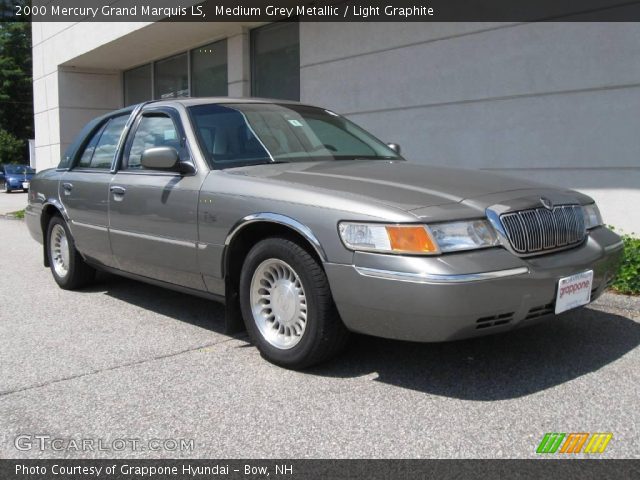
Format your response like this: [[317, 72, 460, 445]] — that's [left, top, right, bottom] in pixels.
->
[[59, 114, 129, 267], [108, 107, 206, 291]]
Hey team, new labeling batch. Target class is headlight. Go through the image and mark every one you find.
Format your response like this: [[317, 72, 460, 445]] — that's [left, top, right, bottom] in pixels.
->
[[338, 219, 499, 254], [582, 203, 603, 229], [429, 219, 499, 253], [338, 223, 439, 254]]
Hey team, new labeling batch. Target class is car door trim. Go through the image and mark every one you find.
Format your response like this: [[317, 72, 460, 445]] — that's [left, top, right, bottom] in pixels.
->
[[70, 220, 108, 232], [109, 227, 197, 248]]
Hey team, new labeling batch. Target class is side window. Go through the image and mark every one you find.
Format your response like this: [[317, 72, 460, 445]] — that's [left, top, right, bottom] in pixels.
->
[[76, 115, 128, 169], [90, 116, 128, 168], [77, 124, 105, 168], [126, 115, 180, 170]]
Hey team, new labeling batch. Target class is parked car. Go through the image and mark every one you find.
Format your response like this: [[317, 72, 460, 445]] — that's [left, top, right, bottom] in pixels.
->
[[2, 164, 35, 193], [25, 98, 624, 368]]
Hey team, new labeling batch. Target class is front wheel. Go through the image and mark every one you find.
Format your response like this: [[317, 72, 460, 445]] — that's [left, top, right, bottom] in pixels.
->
[[239, 237, 349, 369], [2, 181, 11, 193], [46, 216, 96, 289]]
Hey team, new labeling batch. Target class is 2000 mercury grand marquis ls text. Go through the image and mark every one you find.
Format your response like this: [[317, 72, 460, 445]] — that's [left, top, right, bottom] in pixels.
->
[[26, 99, 624, 368]]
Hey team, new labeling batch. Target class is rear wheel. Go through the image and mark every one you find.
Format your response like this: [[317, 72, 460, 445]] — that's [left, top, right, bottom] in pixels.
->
[[46, 215, 96, 289], [239, 237, 349, 369]]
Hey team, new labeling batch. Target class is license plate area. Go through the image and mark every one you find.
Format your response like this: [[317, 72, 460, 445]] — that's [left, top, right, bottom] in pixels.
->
[[22, 181, 30, 189], [555, 270, 594, 314]]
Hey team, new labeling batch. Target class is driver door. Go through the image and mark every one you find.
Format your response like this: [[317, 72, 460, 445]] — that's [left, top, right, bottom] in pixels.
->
[[108, 107, 206, 291]]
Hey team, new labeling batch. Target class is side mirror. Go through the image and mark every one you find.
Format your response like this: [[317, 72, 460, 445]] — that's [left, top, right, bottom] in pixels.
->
[[140, 146, 179, 170], [387, 143, 401, 155]]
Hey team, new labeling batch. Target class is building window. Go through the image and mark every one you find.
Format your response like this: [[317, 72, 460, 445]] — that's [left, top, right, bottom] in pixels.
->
[[251, 22, 300, 101], [124, 64, 152, 106], [191, 39, 228, 97], [154, 53, 188, 100]]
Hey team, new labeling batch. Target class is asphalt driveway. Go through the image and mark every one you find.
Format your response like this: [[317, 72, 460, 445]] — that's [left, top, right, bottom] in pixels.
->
[[0, 218, 639, 458]]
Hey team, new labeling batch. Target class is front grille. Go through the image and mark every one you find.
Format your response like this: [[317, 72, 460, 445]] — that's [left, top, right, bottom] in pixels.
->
[[500, 204, 585, 254], [476, 312, 514, 329], [525, 303, 554, 320]]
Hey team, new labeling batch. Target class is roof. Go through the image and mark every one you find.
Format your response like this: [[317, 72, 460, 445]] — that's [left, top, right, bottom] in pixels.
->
[[140, 96, 305, 108]]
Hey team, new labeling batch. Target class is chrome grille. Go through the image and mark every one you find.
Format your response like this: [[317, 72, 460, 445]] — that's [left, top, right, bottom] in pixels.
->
[[500, 204, 585, 254]]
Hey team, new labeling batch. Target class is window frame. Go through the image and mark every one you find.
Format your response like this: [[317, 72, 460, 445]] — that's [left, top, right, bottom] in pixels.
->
[[117, 106, 195, 176], [122, 37, 230, 107], [190, 38, 228, 98], [250, 21, 300, 101], [70, 113, 131, 172]]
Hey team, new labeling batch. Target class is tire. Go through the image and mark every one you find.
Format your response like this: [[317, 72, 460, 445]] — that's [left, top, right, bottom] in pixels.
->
[[2, 181, 11, 193], [239, 237, 349, 369], [46, 215, 96, 289]]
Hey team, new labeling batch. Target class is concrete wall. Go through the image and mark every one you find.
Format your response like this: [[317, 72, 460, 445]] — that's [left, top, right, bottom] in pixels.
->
[[300, 22, 640, 233]]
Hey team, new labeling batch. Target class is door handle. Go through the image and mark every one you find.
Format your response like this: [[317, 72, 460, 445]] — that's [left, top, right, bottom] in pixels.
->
[[110, 186, 126, 195], [62, 182, 73, 194]]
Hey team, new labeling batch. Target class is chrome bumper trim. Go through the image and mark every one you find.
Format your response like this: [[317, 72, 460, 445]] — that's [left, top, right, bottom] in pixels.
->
[[354, 265, 530, 284]]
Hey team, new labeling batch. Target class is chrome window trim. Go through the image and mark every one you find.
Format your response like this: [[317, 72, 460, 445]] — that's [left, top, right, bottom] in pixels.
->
[[354, 265, 529, 284]]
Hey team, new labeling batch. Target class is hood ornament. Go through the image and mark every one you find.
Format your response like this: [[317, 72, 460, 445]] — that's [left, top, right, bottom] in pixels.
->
[[540, 197, 554, 210]]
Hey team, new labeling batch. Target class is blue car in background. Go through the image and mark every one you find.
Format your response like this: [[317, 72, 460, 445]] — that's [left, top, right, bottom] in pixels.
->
[[1, 164, 35, 193]]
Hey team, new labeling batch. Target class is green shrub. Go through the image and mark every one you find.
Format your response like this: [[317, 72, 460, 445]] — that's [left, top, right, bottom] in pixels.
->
[[610, 231, 640, 296]]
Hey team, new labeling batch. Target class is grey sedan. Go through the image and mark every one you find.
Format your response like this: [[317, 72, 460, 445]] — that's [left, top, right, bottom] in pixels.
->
[[25, 98, 624, 368]]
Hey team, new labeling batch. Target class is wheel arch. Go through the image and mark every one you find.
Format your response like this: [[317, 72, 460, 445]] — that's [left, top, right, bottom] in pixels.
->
[[40, 200, 68, 267], [221, 213, 328, 334]]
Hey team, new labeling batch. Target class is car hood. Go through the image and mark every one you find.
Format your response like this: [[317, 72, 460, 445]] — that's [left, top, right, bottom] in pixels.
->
[[228, 160, 551, 211]]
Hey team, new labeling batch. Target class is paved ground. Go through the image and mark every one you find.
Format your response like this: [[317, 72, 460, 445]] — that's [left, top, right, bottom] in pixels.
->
[[0, 218, 639, 459], [0, 191, 28, 216]]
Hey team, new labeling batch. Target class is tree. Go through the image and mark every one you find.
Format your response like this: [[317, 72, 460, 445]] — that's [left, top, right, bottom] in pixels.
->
[[0, 17, 33, 164]]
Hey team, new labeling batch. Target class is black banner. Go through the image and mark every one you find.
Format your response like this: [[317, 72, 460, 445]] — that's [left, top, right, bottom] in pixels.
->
[[1, 459, 639, 480], [3, 0, 640, 22]]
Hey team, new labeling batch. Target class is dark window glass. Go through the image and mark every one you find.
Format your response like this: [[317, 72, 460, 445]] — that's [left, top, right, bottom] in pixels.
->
[[77, 124, 106, 168], [189, 103, 399, 169], [124, 64, 152, 106], [127, 115, 180, 169], [154, 54, 188, 100], [251, 22, 300, 101], [77, 116, 128, 169], [90, 116, 128, 169], [191, 40, 228, 97], [189, 104, 270, 167]]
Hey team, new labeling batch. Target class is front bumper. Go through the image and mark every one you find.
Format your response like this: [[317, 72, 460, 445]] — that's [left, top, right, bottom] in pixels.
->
[[325, 226, 623, 342]]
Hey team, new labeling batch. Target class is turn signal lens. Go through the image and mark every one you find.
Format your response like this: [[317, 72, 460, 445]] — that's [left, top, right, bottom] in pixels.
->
[[385, 226, 438, 253], [338, 222, 439, 254]]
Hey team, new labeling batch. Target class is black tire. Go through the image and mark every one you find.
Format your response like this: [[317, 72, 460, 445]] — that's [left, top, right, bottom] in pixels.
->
[[3, 182, 11, 193], [46, 215, 96, 289], [239, 237, 349, 369]]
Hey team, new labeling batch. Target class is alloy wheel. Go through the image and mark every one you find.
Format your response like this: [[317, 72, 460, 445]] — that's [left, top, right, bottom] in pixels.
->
[[249, 258, 308, 349]]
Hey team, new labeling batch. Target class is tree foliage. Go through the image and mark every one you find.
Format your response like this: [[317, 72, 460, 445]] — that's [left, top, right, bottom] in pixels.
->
[[0, 19, 33, 163]]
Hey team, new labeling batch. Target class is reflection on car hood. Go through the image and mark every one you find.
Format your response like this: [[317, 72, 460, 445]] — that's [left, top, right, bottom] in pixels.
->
[[229, 160, 548, 210]]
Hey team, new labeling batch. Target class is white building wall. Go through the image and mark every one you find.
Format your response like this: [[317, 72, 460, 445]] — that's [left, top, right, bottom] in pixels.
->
[[300, 22, 640, 233], [32, 22, 152, 169]]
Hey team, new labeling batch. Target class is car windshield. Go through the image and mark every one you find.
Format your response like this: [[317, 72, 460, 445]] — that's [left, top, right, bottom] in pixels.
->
[[188, 103, 402, 168], [4, 165, 34, 174]]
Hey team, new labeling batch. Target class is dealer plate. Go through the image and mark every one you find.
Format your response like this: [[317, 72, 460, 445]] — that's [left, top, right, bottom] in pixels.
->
[[555, 270, 593, 314]]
